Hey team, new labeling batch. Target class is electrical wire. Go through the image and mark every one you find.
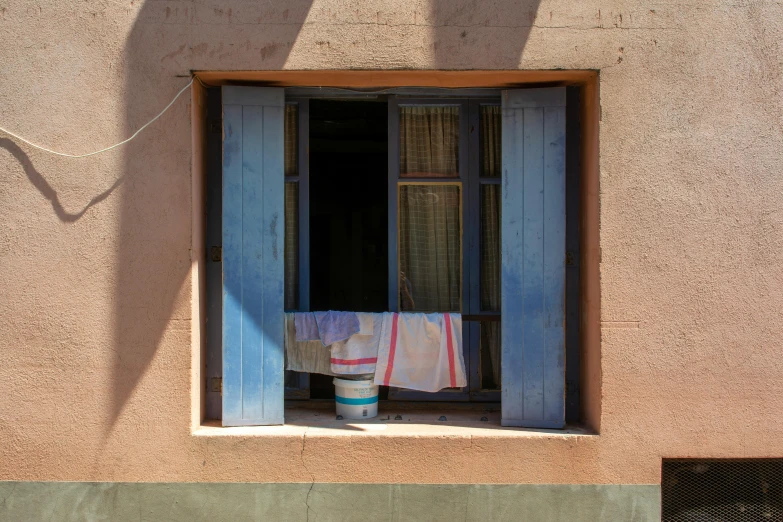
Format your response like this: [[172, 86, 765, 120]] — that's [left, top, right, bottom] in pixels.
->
[[0, 77, 194, 158]]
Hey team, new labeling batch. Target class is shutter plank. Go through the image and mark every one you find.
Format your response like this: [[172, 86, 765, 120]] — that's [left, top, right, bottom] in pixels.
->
[[521, 106, 545, 421], [542, 105, 567, 423]]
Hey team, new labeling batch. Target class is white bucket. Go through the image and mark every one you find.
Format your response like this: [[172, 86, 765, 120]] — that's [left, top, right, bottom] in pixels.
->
[[333, 378, 379, 420]]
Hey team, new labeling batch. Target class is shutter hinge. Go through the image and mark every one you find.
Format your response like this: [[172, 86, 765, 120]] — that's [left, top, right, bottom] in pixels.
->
[[210, 377, 222, 394]]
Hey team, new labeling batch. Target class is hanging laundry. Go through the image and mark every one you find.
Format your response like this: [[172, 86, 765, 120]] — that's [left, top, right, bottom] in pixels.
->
[[294, 311, 363, 345], [374, 312, 466, 393], [285, 313, 339, 376], [356, 313, 374, 336], [294, 312, 319, 342], [330, 313, 383, 375], [313, 311, 361, 346]]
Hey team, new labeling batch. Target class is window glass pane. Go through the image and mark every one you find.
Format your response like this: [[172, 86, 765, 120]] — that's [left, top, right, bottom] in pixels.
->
[[399, 106, 459, 178], [285, 104, 298, 176], [480, 321, 501, 390], [480, 184, 501, 312], [480, 105, 501, 178], [399, 184, 461, 311], [284, 182, 299, 310]]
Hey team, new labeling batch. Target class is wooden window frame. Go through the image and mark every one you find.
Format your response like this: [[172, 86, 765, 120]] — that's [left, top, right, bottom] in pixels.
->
[[201, 75, 596, 429], [283, 98, 311, 398]]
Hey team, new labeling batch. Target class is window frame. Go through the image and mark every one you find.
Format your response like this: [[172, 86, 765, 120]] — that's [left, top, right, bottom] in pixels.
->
[[283, 98, 311, 399], [206, 82, 579, 428]]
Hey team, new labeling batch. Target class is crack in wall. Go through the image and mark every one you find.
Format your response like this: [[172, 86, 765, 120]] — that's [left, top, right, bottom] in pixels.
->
[[300, 428, 316, 522]]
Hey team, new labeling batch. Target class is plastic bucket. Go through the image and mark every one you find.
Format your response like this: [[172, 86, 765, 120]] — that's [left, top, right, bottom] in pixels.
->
[[333, 378, 379, 420]]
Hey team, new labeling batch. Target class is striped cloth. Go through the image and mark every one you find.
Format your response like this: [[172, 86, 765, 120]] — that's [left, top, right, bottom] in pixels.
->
[[373, 312, 465, 393], [330, 313, 382, 375]]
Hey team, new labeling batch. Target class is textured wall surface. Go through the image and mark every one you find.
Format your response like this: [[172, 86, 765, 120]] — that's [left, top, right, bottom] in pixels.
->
[[1, 0, 782, 486]]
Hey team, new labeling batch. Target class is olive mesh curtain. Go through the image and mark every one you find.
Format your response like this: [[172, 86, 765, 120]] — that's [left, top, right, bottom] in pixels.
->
[[398, 106, 462, 312], [284, 104, 298, 177], [480, 105, 502, 178], [480, 106, 501, 386], [284, 104, 298, 310], [399, 184, 462, 312], [284, 183, 298, 310], [400, 106, 459, 178]]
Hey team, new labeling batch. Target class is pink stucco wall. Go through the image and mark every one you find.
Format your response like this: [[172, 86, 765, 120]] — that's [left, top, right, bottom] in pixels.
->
[[1, 0, 782, 484]]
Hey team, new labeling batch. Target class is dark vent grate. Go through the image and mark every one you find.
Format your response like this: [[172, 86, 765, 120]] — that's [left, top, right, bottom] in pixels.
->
[[663, 459, 783, 521]]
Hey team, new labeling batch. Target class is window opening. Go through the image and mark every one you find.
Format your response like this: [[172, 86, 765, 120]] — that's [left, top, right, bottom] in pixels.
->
[[286, 96, 504, 403], [205, 85, 583, 424], [307, 99, 388, 399]]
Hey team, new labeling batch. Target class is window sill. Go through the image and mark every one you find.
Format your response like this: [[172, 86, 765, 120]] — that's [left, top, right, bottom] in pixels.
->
[[195, 406, 594, 438]]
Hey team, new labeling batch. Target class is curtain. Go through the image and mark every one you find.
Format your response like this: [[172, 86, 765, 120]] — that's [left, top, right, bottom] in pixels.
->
[[284, 104, 299, 310], [400, 106, 459, 178], [480, 186, 501, 388], [284, 104, 298, 177], [480, 105, 501, 178], [399, 184, 461, 312], [480, 322, 501, 389], [481, 185, 500, 312], [284, 182, 299, 310], [479, 106, 502, 386]]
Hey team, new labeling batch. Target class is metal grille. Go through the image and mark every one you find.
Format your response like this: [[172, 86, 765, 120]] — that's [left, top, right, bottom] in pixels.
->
[[662, 459, 783, 521]]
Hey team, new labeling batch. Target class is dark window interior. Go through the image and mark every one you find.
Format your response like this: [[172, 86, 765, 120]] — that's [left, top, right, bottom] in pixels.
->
[[308, 99, 388, 398]]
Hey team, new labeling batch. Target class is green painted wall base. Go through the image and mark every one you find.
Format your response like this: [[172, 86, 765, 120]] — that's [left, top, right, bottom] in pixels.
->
[[0, 482, 660, 521]]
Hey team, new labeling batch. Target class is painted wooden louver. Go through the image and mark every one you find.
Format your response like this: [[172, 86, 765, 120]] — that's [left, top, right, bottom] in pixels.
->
[[501, 88, 567, 428], [222, 86, 285, 426]]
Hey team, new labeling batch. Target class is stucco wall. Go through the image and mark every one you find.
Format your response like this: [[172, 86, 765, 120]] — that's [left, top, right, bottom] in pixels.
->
[[1, 0, 782, 486]]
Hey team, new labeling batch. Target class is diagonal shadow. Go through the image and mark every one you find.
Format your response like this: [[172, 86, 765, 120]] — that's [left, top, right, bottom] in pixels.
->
[[429, 0, 541, 70], [110, 0, 319, 434], [112, 0, 544, 433], [0, 138, 125, 223]]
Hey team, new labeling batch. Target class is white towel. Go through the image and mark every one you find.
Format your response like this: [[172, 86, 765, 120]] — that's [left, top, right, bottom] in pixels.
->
[[357, 312, 374, 336], [373, 312, 466, 393], [330, 313, 382, 375]]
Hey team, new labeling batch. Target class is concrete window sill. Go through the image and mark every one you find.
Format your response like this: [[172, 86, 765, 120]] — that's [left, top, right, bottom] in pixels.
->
[[194, 407, 593, 438]]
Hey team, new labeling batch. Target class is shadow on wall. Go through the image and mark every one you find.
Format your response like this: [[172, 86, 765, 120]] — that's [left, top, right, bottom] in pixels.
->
[[108, 0, 543, 431], [426, 1, 541, 69], [0, 139, 125, 222]]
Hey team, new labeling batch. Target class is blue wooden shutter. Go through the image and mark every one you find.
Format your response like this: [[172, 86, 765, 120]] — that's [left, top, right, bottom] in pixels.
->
[[501, 88, 567, 428], [222, 86, 285, 426]]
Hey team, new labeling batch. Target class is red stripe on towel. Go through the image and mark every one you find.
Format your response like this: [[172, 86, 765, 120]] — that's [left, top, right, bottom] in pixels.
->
[[383, 313, 400, 386], [444, 313, 456, 387], [330, 357, 378, 365]]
